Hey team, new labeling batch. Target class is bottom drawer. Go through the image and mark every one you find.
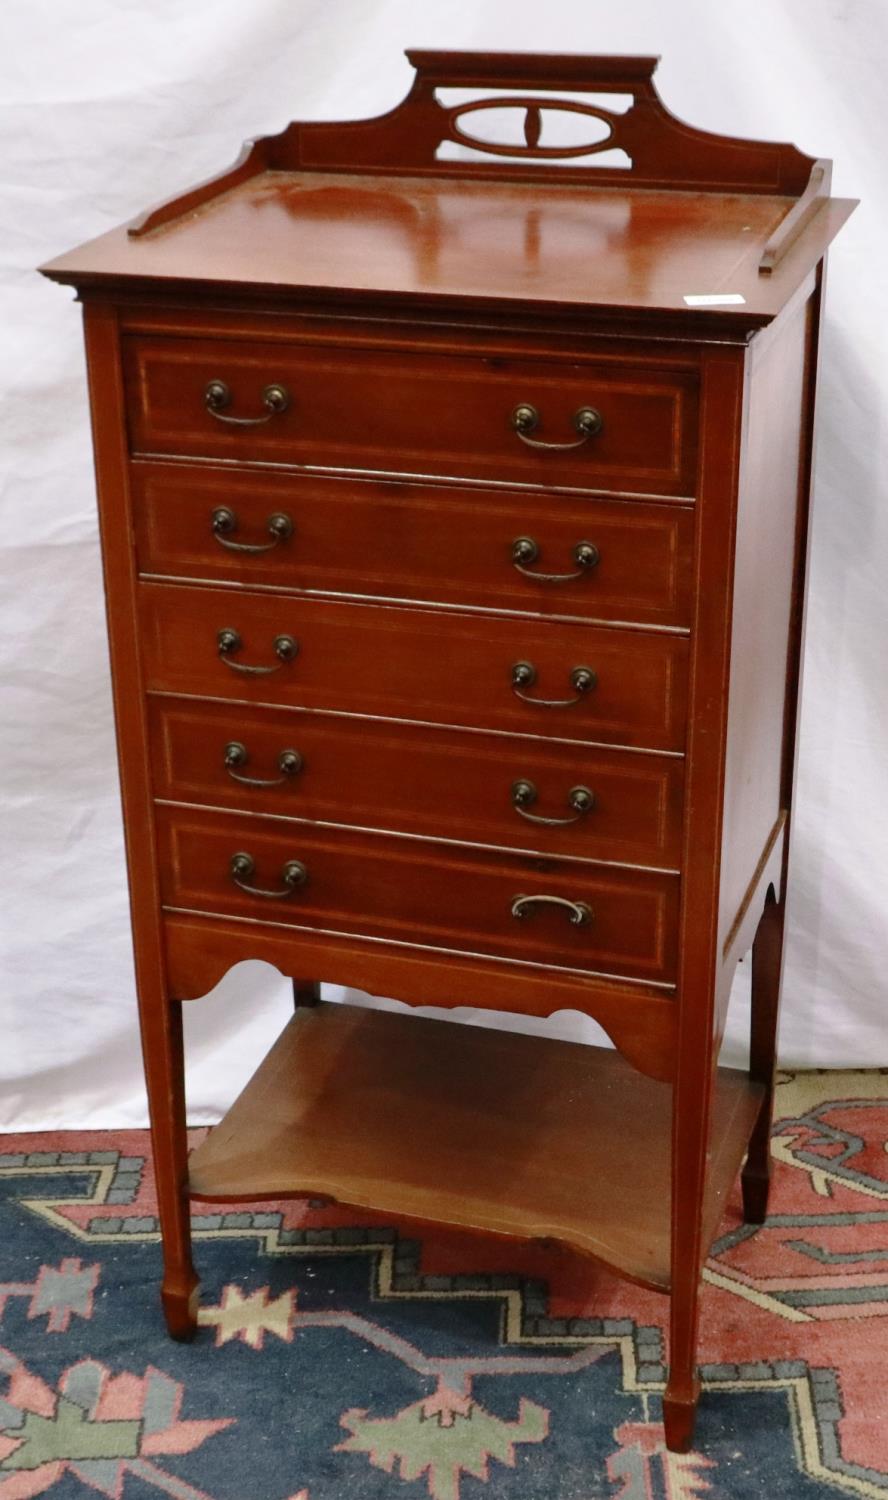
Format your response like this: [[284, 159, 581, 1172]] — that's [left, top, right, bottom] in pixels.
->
[[156, 805, 679, 985]]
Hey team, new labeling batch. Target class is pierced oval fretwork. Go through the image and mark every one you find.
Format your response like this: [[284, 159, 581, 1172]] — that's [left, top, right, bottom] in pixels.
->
[[436, 141, 633, 170], [524, 104, 542, 149], [448, 97, 616, 159], [435, 87, 636, 116]]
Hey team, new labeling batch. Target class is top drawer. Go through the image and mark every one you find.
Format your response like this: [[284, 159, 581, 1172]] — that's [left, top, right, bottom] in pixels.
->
[[122, 335, 699, 497]]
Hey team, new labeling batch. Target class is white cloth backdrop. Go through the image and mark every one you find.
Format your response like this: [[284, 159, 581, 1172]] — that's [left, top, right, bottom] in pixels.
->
[[1, 0, 885, 1130]]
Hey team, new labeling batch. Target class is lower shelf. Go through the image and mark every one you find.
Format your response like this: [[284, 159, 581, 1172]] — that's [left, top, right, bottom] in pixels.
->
[[187, 1001, 763, 1292]]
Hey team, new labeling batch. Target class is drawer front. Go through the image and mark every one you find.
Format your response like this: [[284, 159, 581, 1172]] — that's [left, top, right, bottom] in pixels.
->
[[149, 699, 684, 868], [123, 336, 698, 496], [156, 805, 679, 984], [140, 582, 689, 752], [133, 461, 695, 628]]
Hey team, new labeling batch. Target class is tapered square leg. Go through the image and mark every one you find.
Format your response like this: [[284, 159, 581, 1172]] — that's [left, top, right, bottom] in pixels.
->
[[741, 892, 786, 1226], [292, 979, 321, 1009], [664, 1263, 704, 1451], [140, 995, 199, 1339], [161, 1277, 200, 1342], [665, 970, 716, 1452], [663, 1374, 702, 1453]]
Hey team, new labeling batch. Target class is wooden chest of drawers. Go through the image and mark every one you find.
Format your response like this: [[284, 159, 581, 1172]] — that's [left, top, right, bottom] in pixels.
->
[[41, 49, 855, 1450]]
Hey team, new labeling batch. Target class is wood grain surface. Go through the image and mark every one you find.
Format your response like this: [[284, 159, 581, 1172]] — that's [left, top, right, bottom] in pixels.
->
[[132, 460, 696, 628], [140, 581, 689, 750], [156, 803, 680, 984], [123, 332, 698, 495], [187, 1001, 764, 1292], [148, 697, 685, 868]]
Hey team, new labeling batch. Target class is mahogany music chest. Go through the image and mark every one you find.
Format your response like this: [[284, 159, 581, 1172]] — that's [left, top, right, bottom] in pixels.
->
[[41, 50, 856, 1449]]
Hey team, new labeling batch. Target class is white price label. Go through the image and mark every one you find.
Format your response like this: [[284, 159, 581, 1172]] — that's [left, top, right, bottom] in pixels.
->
[[683, 293, 747, 307]]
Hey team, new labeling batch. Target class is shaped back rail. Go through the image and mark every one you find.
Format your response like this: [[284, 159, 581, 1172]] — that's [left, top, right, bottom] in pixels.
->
[[130, 49, 829, 271]]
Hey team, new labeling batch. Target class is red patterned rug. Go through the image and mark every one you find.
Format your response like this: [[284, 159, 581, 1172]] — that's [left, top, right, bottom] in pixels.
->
[[1, 1069, 887, 1498]]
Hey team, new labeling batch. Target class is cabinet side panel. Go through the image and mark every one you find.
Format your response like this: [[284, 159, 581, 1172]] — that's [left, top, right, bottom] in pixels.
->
[[718, 294, 816, 951], [82, 302, 168, 982]]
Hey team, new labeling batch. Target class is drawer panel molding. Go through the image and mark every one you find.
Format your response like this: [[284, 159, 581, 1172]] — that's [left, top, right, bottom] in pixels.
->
[[123, 336, 699, 496], [132, 461, 696, 628], [156, 805, 680, 984], [148, 698, 685, 868], [140, 582, 689, 751]]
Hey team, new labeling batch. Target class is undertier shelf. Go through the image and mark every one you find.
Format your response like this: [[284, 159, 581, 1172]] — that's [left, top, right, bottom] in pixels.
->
[[187, 1001, 763, 1291]]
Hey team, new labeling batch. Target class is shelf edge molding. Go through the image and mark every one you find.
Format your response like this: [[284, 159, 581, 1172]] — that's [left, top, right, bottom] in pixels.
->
[[187, 1001, 764, 1293]]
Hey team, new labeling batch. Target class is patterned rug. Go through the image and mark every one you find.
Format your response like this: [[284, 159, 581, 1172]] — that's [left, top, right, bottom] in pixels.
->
[[1, 1069, 887, 1499]]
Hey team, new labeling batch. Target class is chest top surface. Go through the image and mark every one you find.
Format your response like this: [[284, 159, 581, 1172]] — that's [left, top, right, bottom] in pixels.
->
[[41, 50, 855, 335]]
